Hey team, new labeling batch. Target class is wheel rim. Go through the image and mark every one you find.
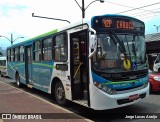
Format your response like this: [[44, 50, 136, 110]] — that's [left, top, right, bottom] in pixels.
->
[[56, 86, 65, 101]]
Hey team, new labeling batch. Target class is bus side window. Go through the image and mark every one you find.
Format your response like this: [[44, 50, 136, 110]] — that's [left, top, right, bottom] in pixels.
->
[[15, 47, 20, 61], [33, 41, 41, 61], [11, 48, 15, 61], [42, 37, 52, 61], [20, 46, 24, 62], [54, 33, 67, 61], [7, 49, 11, 61]]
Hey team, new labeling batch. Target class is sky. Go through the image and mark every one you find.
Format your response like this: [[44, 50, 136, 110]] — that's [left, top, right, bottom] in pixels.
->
[[0, 0, 160, 49]]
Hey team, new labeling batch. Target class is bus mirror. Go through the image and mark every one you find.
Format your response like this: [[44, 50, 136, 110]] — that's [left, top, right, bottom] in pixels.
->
[[107, 37, 111, 46], [89, 35, 97, 58], [90, 35, 97, 49]]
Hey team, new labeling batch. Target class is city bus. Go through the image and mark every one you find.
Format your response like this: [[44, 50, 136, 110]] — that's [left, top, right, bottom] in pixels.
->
[[7, 14, 149, 110], [0, 56, 7, 77]]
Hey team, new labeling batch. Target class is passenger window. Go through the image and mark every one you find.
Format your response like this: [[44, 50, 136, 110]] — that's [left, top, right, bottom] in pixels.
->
[[42, 37, 52, 61], [7, 49, 11, 61], [11, 48, 15, 61], [54, 33, 67, 61], [15, 47, 20, 61], [33, 41, 41, 61], [20, 46, 24, 62]]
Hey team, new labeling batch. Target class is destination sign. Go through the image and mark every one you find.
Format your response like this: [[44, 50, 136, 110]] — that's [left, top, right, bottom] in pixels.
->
[[102, 19, 134, 30], [93, 17, 144, 31]]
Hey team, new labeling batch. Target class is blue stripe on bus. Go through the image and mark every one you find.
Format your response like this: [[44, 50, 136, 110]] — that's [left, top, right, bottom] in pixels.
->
[[92, 72, 148, 90]]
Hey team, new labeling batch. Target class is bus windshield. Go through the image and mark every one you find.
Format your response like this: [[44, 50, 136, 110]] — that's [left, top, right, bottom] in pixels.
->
[[92, 32, 147, 73]]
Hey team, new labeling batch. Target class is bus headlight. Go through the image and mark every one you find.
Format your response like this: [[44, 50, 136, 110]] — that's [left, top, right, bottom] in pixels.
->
[[94, 81, 116, 95]]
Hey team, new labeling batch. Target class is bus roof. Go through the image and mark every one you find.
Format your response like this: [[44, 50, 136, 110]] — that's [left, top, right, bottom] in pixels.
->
[[7, 29, 58, 49], [29, 29, 58, 40]]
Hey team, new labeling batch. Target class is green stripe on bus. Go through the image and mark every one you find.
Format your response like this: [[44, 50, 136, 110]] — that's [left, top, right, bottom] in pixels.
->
[[102, 79, 146, 85], [30, 29, 58, 40]]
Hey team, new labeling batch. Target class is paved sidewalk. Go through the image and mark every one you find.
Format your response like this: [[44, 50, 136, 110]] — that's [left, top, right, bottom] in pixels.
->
[[0, 81, 90, 122]]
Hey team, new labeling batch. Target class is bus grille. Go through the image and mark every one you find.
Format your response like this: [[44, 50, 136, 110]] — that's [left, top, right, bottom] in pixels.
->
[[117, 93, 146, 105], [94, 69, 148, 82]]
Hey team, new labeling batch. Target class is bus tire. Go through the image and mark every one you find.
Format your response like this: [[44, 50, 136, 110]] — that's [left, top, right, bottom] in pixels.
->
[[15, 73, 22, 88], [55, 81, 67, 106]]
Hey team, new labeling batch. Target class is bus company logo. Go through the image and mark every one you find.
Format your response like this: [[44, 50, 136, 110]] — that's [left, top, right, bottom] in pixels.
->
[[1, 114, 42, 120], [2, 114, 11, 119]]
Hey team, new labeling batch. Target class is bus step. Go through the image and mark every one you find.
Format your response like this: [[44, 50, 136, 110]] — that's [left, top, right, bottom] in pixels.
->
[[27, 84, 33, 88], [73, 100, 88, 107]]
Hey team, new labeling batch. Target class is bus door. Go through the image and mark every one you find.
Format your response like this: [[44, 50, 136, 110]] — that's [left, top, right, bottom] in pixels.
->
[[25, 45, 33, 85], [70, 29, 90, 105]]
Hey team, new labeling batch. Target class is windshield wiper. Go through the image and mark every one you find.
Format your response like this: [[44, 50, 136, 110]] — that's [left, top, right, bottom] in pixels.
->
[[109, 31, 132, 68], [131, 37, 137, 62], [109, 30, 126, 53]]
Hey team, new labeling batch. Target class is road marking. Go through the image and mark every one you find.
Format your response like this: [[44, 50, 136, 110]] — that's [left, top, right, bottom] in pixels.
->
[[0, 81, 93, 122]]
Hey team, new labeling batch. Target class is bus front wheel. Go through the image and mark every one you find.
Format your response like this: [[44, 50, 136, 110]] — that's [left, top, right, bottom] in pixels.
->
[[55, 81, 67, 106]]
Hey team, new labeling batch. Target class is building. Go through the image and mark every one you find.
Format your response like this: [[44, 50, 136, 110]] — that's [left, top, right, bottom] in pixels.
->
[[145, 33, 160, 69], [145, 33, 160, 54]]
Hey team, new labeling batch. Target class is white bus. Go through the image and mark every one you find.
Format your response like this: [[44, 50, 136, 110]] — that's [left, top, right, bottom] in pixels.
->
[[0, 56, 7, 77], [7, 14, 149, 110]]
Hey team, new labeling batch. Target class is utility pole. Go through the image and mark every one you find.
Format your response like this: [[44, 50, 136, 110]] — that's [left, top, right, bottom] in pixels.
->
[[74, 0, 104, 19], [11, 34, 13, 45], [154, 25, 160, 33], [0, 34, 24, 45]]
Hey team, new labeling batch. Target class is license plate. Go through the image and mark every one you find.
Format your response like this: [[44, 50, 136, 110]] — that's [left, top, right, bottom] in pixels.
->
[[129, 94, 139, 101]]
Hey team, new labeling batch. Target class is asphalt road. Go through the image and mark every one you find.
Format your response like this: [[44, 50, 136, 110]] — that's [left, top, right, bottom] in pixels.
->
[[0, 76, 160, 122]]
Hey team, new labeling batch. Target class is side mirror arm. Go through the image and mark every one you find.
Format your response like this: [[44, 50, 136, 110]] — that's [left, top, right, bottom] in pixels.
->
[[88, 28, 97, 59]]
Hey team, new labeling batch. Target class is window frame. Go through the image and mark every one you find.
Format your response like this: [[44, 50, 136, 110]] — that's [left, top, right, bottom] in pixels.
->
[[11, 48, 15, 61], [33, 40, 42, 62], [19, 46, 24, 62], [53, 32, 68, 62], [15, 47, 20, 61], [7, 49, 11, 61], [42, 37, 53, 61]]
